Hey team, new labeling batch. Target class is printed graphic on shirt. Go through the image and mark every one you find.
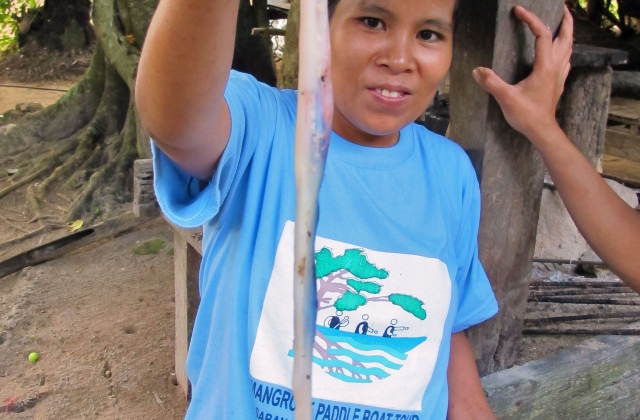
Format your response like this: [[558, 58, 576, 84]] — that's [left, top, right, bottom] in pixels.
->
[[250, 221, 452, 414]]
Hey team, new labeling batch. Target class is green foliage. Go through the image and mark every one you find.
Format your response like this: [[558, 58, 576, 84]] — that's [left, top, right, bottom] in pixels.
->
[[388, 294, 427, 320], [578, 0, 619, 18], [0, 0, 39, 51], [316, 248, 389, 280], [334, 291, 367, 312], [346, 279, 382, 294]]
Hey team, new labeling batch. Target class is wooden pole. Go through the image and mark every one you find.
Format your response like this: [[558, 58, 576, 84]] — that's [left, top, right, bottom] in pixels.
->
[[173, 228, 202, 400], [449, 0, 564, 375], [560, 67, 613, 171]]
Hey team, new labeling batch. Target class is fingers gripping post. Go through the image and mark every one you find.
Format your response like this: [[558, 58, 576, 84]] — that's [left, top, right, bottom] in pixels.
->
[[292, 0, 333, 417]]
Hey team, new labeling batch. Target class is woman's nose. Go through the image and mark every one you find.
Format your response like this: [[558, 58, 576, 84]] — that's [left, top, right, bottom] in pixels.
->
[[376, 34, 416, 74]]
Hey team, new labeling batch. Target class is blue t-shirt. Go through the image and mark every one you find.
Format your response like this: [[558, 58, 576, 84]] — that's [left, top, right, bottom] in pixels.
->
[[152, 71, 498, 420]]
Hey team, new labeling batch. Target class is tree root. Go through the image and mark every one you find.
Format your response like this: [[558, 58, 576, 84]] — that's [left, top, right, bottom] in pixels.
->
[[0, 46, 107, 157], [0, 224, 65, 253], [0, 214, 27, 233], [27, 215, 61, 224], [67, 160, 118, 222], [24, 64, 130, 225], [21, 139, 79, 224], [0, 166, 52, 200], [0, 1, 151, 225]]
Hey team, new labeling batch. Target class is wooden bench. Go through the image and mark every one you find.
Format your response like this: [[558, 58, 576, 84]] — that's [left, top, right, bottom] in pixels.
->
[[608, 97, 640, 185]]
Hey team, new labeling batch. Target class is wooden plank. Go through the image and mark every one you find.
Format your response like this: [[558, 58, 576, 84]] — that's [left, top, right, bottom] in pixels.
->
[[608, 97, 640, 126], [605, 128, 640, 163], [570, 44, 628, 68], [0, 212, 146, 280], [482, 331, 640, 419], [602, 153, 640, 186], [173, 229, 202, 400], [449, 0, 564, 375]]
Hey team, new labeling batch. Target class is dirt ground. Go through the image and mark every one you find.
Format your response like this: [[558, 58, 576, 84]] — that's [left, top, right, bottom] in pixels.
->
[[0, 82, 72, 116], [0, 51, 187, 418], [0, 219, 188, 419]]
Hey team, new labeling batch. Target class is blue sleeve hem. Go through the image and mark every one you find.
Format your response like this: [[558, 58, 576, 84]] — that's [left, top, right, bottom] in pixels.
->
[[451, 297, 499, 334], [151, 141, 223, 229]]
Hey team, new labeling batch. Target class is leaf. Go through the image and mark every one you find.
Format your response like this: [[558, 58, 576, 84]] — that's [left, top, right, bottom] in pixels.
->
[[69, 220, 84, 232], [389, 294, 427, 320], [347, 279, 382, 294], [334, 291, 367, 312], [315, 247, 389, 280]]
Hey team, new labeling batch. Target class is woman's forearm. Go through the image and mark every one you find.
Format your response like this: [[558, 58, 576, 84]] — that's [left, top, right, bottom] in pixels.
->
[[532, 125, 640, 293], [448, 332, 496, 420]]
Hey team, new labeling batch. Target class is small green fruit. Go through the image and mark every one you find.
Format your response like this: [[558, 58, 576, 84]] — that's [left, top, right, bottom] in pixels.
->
[[28, 352, 39, 363]]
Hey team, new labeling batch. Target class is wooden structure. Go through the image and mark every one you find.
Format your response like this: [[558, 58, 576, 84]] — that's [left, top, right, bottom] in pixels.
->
[[606, 128, 640, 163], [609, 97, 640, 131], [450, 0, 628, 375], [483, 327, 640, 419], [172, 226, 202, 399], [132, 159, 160, 218], [561, 46, 627, 171], [450, 0, 566, 376]]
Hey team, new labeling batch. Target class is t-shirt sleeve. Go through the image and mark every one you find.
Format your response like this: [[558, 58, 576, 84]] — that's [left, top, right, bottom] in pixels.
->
[[451, 161, 498, 334], [151, 70, 279, 229]]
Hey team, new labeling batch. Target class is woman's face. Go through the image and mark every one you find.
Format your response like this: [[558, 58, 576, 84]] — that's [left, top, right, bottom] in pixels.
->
[[329, 0, 455, 147]]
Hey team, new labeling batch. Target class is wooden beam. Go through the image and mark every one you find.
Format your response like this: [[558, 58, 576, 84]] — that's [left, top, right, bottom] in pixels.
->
[[482, 329, 640, 419], [0, 212, 145, 280], [449, 0, 564, 375], [133, 159, 160, 218], [605, 128, 640, 163], [560, 66, 612, 170], [173, 228, 202, 400]]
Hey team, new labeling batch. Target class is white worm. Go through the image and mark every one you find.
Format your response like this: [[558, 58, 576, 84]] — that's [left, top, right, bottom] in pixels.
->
[[292, 0, 333, 417]]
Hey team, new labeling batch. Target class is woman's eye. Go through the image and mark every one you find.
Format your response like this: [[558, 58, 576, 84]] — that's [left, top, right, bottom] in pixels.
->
[[419, 30, 439, 41], [361, 17, 384, 30]]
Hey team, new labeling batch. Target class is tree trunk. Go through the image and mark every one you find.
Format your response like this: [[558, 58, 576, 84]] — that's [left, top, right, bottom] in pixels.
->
[[234, 0, 277, 86], [279, 0, 300, 89], [0, 0, 276, 223], [19, 0, 94, 51]]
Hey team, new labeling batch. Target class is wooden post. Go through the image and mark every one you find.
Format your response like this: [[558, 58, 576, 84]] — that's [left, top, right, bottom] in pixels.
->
[[174, 228, 202, 399], [133, 159, 159, 218], [449, 0, 564, 375], [561, 46, 627, 171], [561, 67, 611, 170]]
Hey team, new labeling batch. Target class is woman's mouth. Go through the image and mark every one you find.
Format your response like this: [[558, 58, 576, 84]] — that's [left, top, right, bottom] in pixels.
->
[[373, 88, 408, 99]]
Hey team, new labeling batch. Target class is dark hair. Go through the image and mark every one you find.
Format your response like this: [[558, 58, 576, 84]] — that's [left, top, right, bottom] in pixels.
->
[[328, 0, 461, 24]]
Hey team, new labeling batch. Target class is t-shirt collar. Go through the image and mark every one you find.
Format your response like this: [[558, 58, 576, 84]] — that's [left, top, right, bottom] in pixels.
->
[[328, 124, 415, 169]]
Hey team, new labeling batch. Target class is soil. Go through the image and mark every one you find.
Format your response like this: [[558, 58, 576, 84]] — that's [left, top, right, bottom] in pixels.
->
[[0, 219, 188, 419], [0, 47, 93, 84], [0, 53, 187, 418]]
